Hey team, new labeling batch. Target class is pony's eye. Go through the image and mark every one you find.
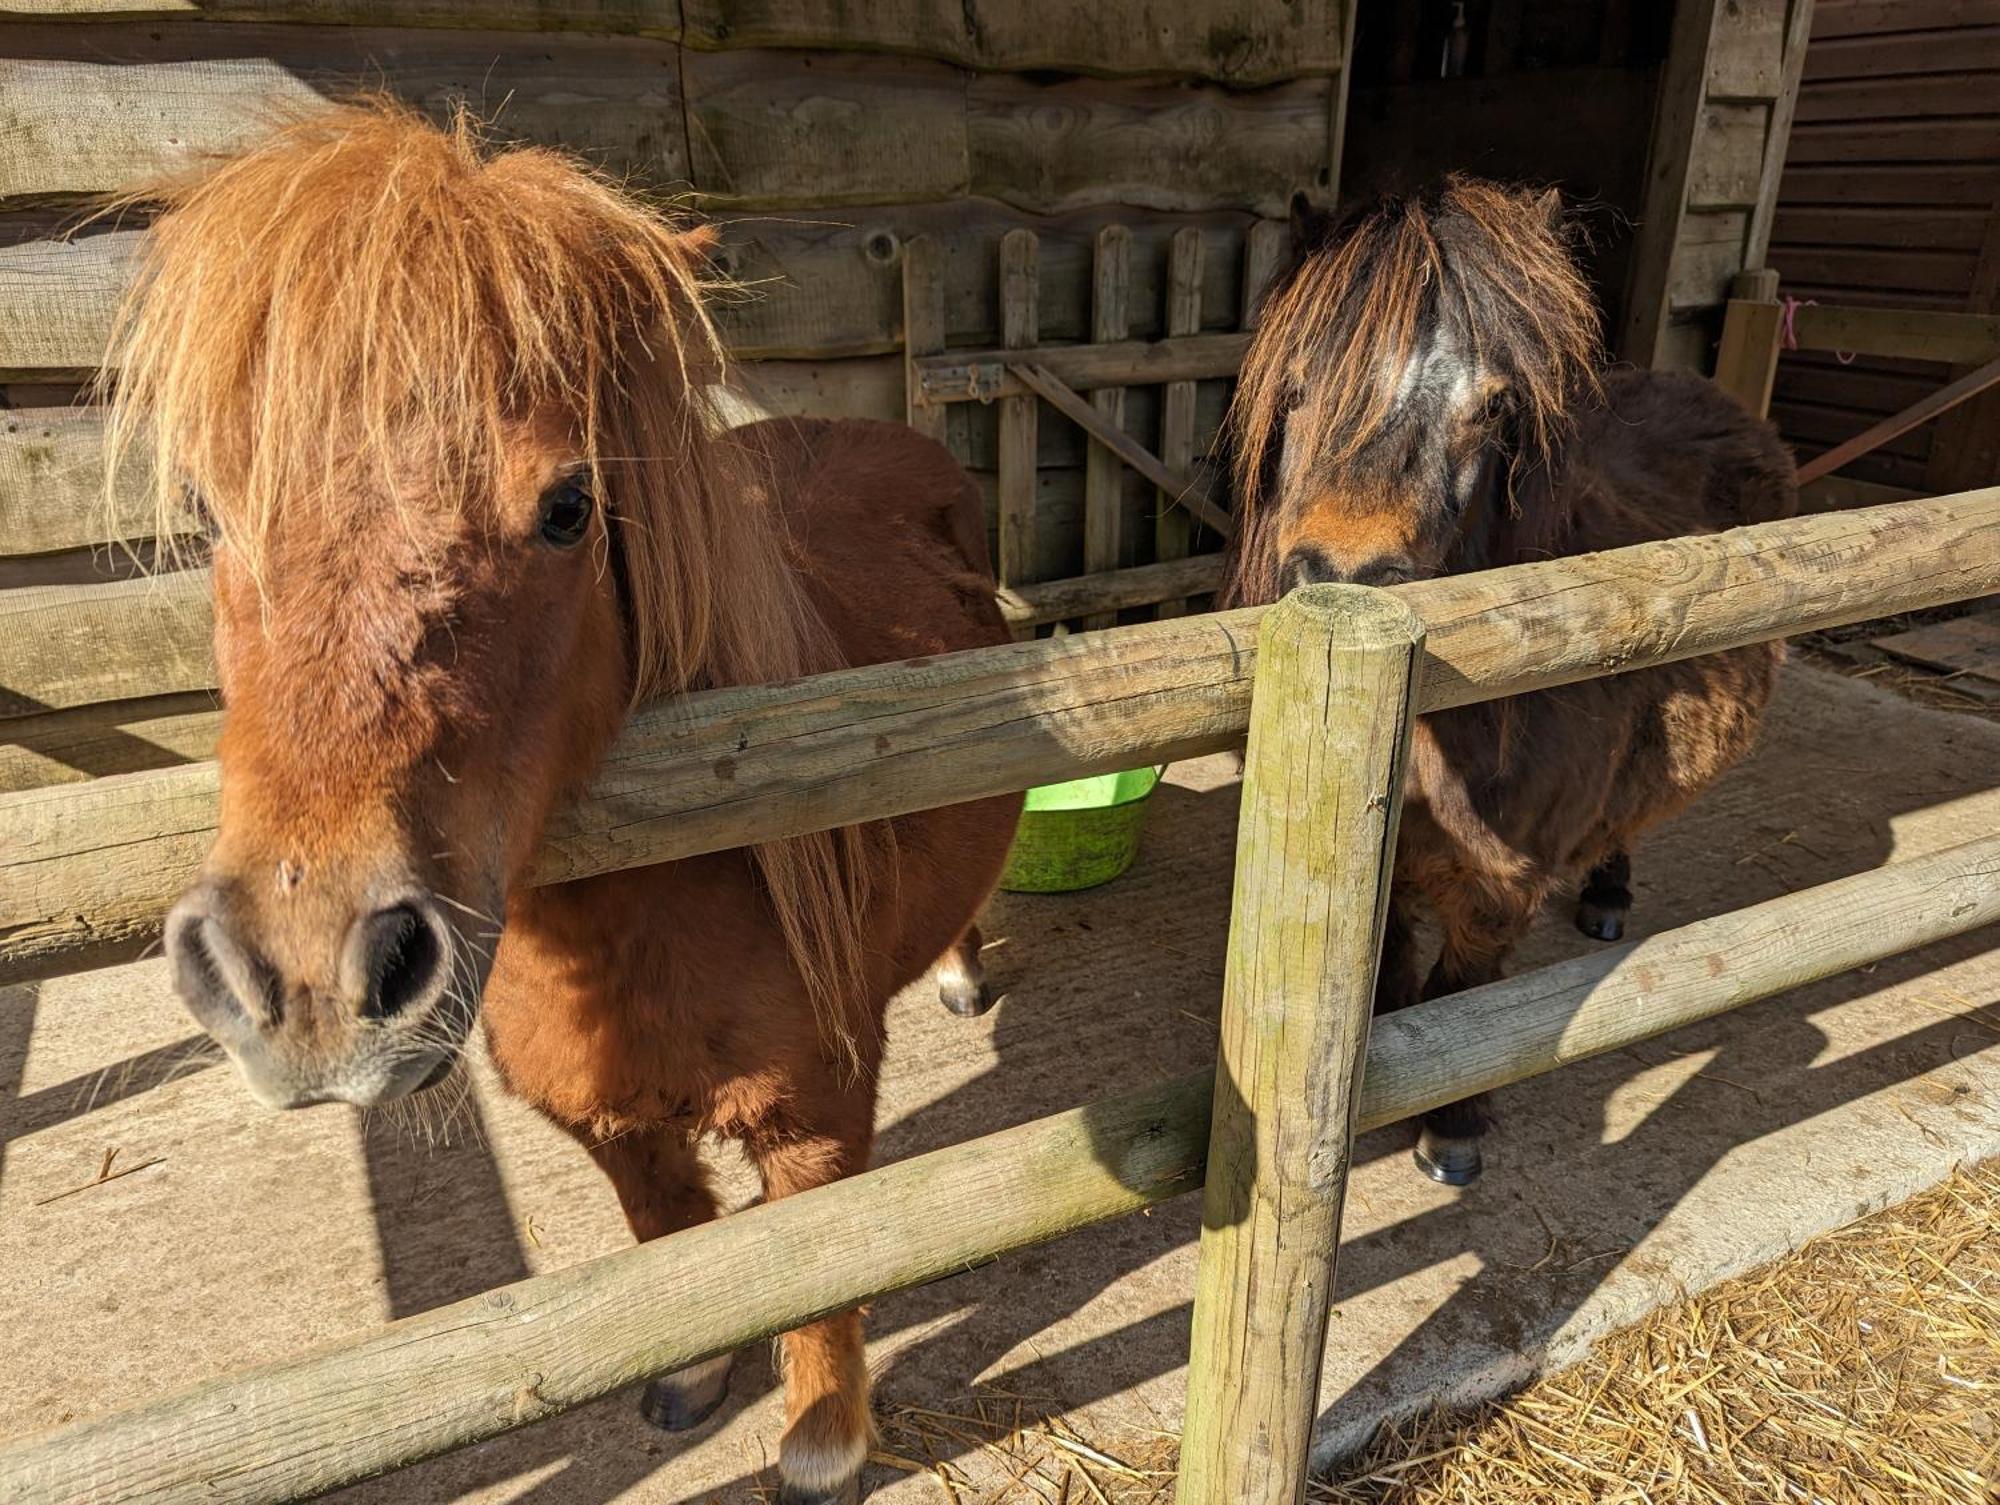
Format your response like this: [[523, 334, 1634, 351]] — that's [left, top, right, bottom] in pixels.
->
[[1484, 389, 1513, 423], [538, 476, 594, 548]]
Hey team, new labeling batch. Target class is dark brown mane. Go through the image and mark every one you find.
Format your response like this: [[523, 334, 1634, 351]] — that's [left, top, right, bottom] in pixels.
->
[[1223, 176, 1603, 605]]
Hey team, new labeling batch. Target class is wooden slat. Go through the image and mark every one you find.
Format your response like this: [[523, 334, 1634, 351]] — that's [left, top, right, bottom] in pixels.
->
[[1777, 246, 1979, 295], [682, 48, 966, 209], [0, 207, 1260, 375], [1705, 0, 1787, 98], [996, 229, 1039, 588], [965, 71, 1332, 219], [1686, 102, 1772, 210], [1787, 118, 2000, 164], [997, 553, 1223, 631], [1813, 0, 2000, 37], [0, 693, 219, 794], [5, 489, 1999, 986], [1666, 210, 1751, 310], [0, 0, 682, 29], [914, 330, 1249, 404], [899, 237, 948, 445], [1080, 226, 1129, 627], [1805, 26, 2000, 78], [1774, 360, 1941, 411], [1155, 227, 1205, 619], [1771, 205, 1992, 251], [0, 406, 153, 554], [1774, 399, 1936, 458], [0, 29, 693, 204], [0, 574, 212, 717], [1780, 163, 2000, 206], [1786, 303, 2000, 362], [1744, 0, 1817, 269], [677, 0, 1352, 85], [1795, 69, 2000, 120], [953, 378, 1231, 470]]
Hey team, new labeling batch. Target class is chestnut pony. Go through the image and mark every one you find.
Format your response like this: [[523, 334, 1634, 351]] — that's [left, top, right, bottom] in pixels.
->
[[1225, 180, 1797, 1185], [112, 106, 1018, 1503]]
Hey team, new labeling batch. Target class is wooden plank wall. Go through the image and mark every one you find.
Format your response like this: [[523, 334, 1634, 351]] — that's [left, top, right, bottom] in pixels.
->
[[1619, 0, 1816, 372], [0, 1, 1352, 790], [1769, 0, 2000, 491]]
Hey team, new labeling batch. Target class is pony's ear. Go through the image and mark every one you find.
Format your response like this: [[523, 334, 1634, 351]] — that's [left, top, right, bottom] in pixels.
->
[[671, 221, 721, 269], [1288, 190, 1331, 252], [1533, 187, 1564, 234]]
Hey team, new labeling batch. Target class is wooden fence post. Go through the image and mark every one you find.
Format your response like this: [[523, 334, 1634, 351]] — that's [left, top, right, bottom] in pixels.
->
[[1156, 227, 1205, 619], [901, 236, 948, 444], [1082, 224, 1131, 628], [1176, 584, 1424, 1505], [1713, 267, 1782, 418]]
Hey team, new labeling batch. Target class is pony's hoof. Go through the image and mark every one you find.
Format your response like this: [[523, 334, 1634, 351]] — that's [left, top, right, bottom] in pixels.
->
[[938, 975, 994, 1018], [778, 1473, 865, 1505], [637, 1353, 733, 1432], [1574, 902, 1626, 942], [1414, 1130, 1483, 1187]]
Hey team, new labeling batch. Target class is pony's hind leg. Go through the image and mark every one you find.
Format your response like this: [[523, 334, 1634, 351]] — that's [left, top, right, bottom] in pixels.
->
[[747, 1104, 877, 1504], [575, 1125, 736, 1431], [936, 924, 994, 1018], [1575, 848, 1633, 941]]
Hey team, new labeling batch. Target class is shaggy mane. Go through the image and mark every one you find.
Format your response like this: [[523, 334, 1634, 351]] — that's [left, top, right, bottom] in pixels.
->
[[1225, 176, 1603, 604], [103, 102, 882, 1058]]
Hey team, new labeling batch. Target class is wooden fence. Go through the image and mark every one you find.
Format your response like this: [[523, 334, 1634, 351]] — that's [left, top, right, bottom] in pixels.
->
[[3, 487, 2000, 1505]]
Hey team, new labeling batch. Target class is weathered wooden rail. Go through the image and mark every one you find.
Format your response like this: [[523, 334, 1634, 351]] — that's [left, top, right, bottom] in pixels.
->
[[3, 489, 2000, 1505], [6, 490, 1998, 986]]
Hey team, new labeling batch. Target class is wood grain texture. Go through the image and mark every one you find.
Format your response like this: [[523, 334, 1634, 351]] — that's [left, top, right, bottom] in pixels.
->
[[1686, 101, 1771, 210], [997, 553, 1222, 630], [1796, 353, 2000, 483], [1788, 304, 2000, 363], [1705, 0, 1788, 98], [914, 330, 1248, 404], [1713, 291, 1783, 418], [1155, 227, 1205, 617], [1177, 586, 1421, 1505], [1744, 0, 1815, 268], [0, 573, 212, 717], [682, 47, 966, 208], [0, 692, 219, 792], [995, 228, 1039, 587], [0, 0, 682, 30], [0, 405, 159, 553], [0, 207, 1259, 373], [1081, 225, 1130, 626], [966, 71, 1331, 218], [0, 27, 692, 203], [6, 489, 1998, 985], [5, 812, 1999, 1505], [678, 0, 1352, 84], [1007, 362, 1232, 536], [899, 235, 948, 443]]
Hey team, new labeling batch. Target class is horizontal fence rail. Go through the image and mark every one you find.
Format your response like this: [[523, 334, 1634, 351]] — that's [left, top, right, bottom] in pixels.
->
[[5, 817, 1997, 1504], [4, 488, 1999, 986]]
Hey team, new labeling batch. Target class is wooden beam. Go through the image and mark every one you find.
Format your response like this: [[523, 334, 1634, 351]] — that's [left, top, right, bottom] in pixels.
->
[[1796, 355, 2000, 484], [1620, 0, 1723, 366], [998, 554, 1223, 630], [4, 490, 1999, 986], [1787, 304, 2000, 365], [1743, 0, 1817, 269], [1007, 362, 1234, 537], [1713, 269, 1784, 417], [1178, 587, 1421, 1505], [5, 816, 1998, 1504], [913, 331, 1251, 405], [899, 236, 948, 445]]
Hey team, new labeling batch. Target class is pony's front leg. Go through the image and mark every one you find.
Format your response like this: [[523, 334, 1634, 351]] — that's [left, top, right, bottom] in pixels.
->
[[573, 1125, 736, 1430], [1575, 847, 1633, 941], [746, 1100, 877, 1505]]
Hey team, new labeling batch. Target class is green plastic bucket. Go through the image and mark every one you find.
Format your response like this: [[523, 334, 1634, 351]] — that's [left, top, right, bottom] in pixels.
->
[[998, 766, 1162, 893]]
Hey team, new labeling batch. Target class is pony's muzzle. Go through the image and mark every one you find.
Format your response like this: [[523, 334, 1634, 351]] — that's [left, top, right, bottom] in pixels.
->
[[165, 882, 476, 1108], [1281, 544, 1416, 592]]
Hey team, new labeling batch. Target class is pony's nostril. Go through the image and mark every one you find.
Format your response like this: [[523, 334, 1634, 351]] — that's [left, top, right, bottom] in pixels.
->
[[165, 890, 276, 1037], [355, 902, 445, 1020], [1281, 546, 1340, 592], [1348, 558, 1415, 588]]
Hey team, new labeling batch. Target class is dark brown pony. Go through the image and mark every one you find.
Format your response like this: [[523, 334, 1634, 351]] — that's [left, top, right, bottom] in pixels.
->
[[110, 105, 1018, 1504], [1225, 179, 1797, 1185]]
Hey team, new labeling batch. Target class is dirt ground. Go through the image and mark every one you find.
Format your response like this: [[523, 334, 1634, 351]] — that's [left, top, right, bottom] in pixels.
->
[[4, 658, 1998, 1503]]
